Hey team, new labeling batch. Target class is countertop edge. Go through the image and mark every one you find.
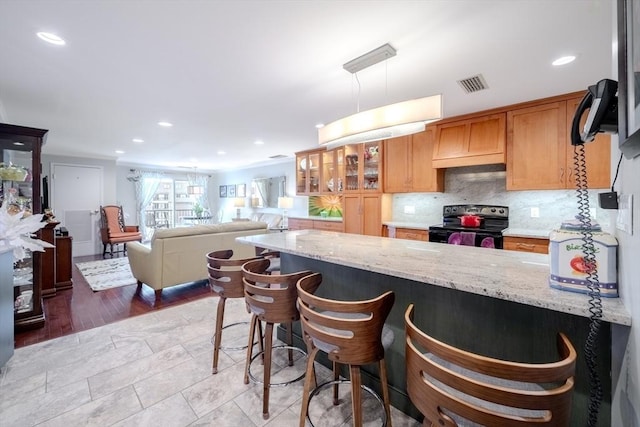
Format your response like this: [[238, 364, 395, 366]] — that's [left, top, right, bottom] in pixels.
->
[[237, 231, 631, 326]]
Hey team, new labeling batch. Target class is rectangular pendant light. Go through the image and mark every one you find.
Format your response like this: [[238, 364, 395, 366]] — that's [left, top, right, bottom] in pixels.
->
[[318, 95, 443, 147]]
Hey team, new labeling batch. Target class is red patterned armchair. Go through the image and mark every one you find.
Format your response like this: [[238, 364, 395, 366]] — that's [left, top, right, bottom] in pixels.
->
[[99, 205, 142, 258]]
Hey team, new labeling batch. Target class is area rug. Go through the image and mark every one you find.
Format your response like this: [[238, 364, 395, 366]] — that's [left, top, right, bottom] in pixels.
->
[[75, 257, 137, 291]]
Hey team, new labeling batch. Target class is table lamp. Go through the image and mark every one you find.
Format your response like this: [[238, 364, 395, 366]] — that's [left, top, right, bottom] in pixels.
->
[[234, 197, 246, 219], [277, 196, 294, 228]]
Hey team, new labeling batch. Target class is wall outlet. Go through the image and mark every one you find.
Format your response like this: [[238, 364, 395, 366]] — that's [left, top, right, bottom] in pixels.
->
[[404, 205, 415, 214], [530, 207, 540, 218]]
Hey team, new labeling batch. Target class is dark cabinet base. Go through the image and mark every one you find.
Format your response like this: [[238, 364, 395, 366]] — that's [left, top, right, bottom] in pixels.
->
[[55, 236, 73, 290]]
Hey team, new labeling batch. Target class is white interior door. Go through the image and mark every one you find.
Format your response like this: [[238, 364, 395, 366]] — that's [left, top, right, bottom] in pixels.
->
[[51, 164, 104, 256]]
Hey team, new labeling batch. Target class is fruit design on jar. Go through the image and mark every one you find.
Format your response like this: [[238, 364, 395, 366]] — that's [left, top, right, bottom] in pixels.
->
[[569, 255, 597, 275]]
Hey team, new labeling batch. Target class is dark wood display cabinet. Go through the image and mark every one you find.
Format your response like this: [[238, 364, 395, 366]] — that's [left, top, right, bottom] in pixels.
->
[[0, 123, 48, 331]]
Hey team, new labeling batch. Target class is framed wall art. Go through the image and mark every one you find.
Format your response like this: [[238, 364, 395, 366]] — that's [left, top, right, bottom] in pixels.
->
[[237, 183, 246, 198], [219, 185, 227, 198], [227, 184, 236, 198]]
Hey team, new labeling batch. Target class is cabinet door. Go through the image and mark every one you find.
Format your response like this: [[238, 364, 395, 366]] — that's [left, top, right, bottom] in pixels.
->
[[361, 141, 382, 193], [361, 194, 382, 236], [343, 195, 362, 234], [506, 102, 567, 190], [288, 218, 313, 231], [503, 237, 549, 254], [411, 128, 444, 192], [296, 150, 322, 195], [383, 135, 411, 193], [320, 148, 345, 194], [433, 113, 505, 168], [566, 97, 611, 189]]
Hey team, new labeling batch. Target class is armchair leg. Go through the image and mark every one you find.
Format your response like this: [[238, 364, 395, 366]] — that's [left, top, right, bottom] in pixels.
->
[[102, 244, 107, 258]]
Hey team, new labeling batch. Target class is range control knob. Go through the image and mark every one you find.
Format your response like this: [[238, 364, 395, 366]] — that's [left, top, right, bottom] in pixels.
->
[[491, 208, 496, 213], [499, 209, 505, 214], [452, 207, 457, 212]]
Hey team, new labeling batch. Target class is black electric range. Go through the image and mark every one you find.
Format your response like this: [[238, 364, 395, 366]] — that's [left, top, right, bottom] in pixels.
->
[[428, 204, 509, 249]]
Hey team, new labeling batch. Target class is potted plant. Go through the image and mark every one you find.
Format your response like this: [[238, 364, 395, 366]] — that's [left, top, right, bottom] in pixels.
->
[[193, 202, 204, 218]]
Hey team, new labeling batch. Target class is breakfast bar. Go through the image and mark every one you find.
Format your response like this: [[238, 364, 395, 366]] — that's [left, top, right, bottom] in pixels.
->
[[237, 230, 631, 426]]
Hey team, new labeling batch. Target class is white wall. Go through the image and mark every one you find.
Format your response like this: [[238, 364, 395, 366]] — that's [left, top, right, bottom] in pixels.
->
[[213, 160, 306, 222]]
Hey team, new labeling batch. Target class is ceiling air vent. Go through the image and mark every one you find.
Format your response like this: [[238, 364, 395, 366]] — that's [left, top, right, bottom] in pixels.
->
[[457, 74, 489, 94]]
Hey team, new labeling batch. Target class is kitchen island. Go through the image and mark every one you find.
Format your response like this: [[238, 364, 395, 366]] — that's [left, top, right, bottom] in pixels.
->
[[237, 230, 630, 425]]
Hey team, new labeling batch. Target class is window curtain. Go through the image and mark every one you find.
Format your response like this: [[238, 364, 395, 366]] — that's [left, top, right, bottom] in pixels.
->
[[131, 171, 164, 241], [188, 173, 210, 219]]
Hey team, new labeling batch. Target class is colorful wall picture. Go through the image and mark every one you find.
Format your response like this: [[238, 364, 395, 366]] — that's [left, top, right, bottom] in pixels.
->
[[227, 184, 236, 198], [308, 195, 343, 218], [219, 185, 227, 198]]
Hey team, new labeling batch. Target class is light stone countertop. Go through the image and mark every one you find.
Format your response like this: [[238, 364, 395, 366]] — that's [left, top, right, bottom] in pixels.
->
[[503, 228, 552, 239], [238, 229, 631, 326]]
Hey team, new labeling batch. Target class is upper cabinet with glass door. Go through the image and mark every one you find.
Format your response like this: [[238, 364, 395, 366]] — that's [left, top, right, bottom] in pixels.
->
[[343, 141, 383, 193], [295, 150, 321, 195], [319, 147, 344, 194]]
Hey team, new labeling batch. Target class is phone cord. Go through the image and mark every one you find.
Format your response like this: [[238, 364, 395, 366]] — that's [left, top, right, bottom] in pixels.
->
[[573, 143, 603, 426]]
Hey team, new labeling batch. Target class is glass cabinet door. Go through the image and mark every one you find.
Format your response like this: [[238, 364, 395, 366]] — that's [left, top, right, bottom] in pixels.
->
[[361, 141, 382, 192], [320, 147, 344, 194], [296, 150, 321, 195]]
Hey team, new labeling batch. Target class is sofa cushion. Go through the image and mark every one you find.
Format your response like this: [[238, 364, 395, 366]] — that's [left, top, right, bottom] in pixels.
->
[[152, 221, 268, 241]]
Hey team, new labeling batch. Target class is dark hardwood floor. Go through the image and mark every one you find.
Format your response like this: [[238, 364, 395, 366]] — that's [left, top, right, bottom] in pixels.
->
[[14, 253, 213, 349]]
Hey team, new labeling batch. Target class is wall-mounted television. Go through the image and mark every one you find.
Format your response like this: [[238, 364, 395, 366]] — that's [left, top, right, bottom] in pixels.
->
[[617, 0, 640, 159]]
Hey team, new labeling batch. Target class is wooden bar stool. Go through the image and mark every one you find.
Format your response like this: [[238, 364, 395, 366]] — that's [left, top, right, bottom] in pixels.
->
[[206, 249, 264, 374], [296, 272, 395, 427], [404, 304, 577, 426], [241, 259, 314, 420]]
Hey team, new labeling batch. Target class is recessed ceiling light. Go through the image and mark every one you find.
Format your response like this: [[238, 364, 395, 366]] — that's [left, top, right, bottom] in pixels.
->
[[36, 32, 66, 45], [115, 150, 125, 154], [132, 138, 144, 143], [158, 121, 173, 127], [254, 140, 264, 145], [315, 123, 325, 129], [552, 55, 576, 66], [217, 151, 226, 155]]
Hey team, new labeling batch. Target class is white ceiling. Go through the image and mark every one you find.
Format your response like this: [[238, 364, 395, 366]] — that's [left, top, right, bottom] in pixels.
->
[[0, 0, 614, 172]]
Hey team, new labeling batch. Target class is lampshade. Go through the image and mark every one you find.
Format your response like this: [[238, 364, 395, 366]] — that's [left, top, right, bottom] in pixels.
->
[[318, 95, 443, 147], [277, 196, 294, 209], [233, 197, 246, 208]]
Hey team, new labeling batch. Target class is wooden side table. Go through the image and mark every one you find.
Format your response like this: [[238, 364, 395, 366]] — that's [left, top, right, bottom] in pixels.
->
[[55, 235, 73, 290]]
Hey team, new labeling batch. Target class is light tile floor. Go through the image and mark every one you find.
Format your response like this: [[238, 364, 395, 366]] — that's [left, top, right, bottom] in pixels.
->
[[0, 297, 420, 427]]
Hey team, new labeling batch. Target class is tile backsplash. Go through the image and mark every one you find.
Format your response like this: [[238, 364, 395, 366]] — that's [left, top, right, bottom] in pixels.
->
[[392, 165, 611, 232]]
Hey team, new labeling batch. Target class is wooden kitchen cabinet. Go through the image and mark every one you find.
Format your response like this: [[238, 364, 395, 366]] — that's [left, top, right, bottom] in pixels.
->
[[287, 218, 313, 230], [503, 236, 549, 254], [343, 194, 391, 236], [385, 226, 429, 241], [295, 149, 322, 195], [506, 94, 610, 190], [319, 147, 344, 194], [343, 141, 383, 193], [432, 113, 506, 168], [383, 128, 444, 193]]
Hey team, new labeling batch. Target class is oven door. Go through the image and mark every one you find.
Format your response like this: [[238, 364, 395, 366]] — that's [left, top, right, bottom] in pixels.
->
[[428, 228, 503, 249]]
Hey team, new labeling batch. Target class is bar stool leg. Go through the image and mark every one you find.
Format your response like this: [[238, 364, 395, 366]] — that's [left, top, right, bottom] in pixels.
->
[[244, 314, 259, 384], [299, 346, 320, 427], [212, 296, 226, 374], [350, 365, 362, 426], [379, 359, 392, 427], [262, 322, 274, 419], [332, 362, 340, 405], [286, 322, 294, 366]]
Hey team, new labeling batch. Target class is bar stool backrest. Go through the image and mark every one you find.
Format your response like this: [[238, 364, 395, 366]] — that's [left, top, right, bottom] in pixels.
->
[[206, 249, 263, 299], [241, 259, 312, 324], [404, 304, 577, 426], [297, 272, 395, 366]]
